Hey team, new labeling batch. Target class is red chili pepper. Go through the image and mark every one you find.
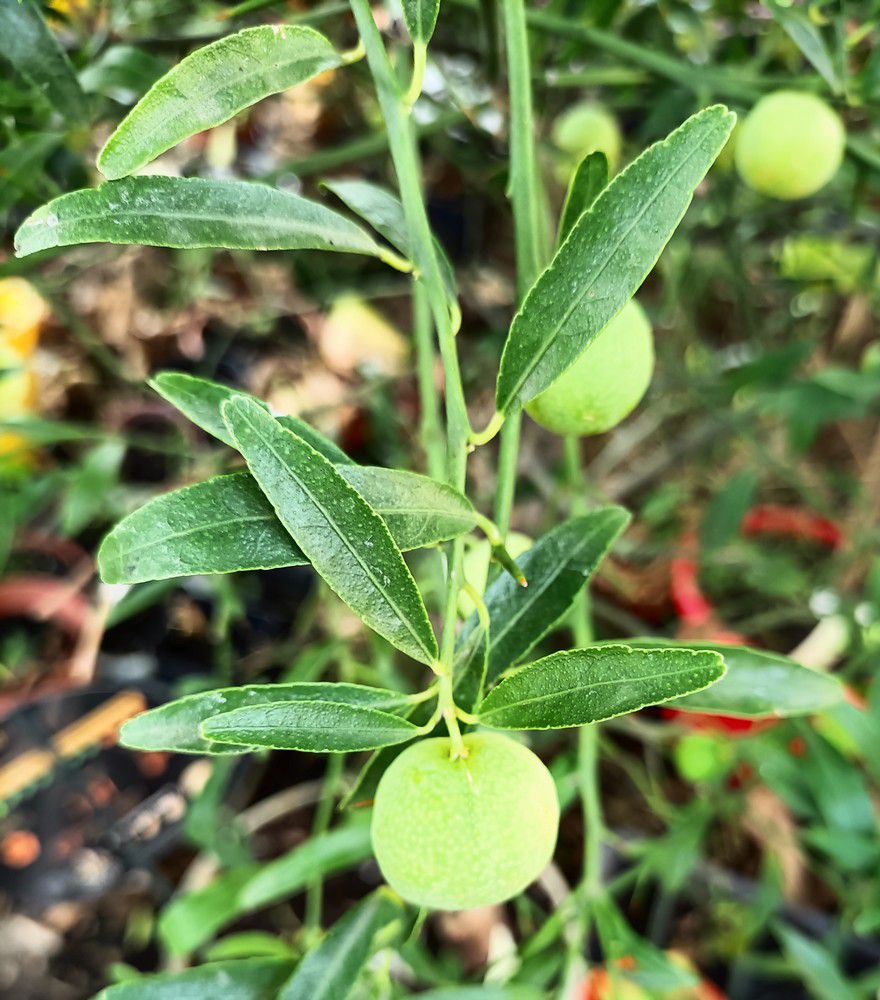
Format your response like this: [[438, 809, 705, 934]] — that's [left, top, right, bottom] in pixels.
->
[[664, 506, 846, 736], [742, 504, 843, 549]]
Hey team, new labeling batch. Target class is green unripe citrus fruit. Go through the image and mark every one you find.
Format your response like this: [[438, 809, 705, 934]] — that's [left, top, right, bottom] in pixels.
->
[[734, 91, 845, 200], [371, 732, 559, 910], [551, 102, 622, 179], [673, 732, 731, 783], [458, 531, 532, 618], [525, 300, 653, 437]]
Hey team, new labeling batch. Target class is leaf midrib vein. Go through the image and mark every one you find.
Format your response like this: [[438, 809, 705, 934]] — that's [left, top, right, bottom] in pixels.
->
[[242, 408, 434, 661]]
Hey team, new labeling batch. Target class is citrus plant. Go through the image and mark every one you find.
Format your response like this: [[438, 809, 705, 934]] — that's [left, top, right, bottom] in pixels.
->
[[9, 0, 850, 997]]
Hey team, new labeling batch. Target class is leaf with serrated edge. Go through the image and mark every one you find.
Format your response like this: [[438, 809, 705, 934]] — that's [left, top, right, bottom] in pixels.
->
[[222, 396, 438, 664], [477, 645, 725, 730], [98, 26, 343, 179], [119, 681, 413, 754], [459, 508, 630, 685], [203, 700, 422, 752], [14, 177, 384, 258], [620, 639, 844, 718], [98, 468, 476, 584], [279, 890, 403, 1000], [496, 106, 735, 413]]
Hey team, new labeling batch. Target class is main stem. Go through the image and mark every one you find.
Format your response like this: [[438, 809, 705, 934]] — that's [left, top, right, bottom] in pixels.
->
[[564, 435, 604, 986], [349, 0, 469, 752], [494, 0, 547, 537]]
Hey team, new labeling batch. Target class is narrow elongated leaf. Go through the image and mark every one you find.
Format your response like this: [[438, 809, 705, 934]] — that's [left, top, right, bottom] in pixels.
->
[[764, 0, 842, 95], [0, 0, 89, 123], [558, 151, 608, 243], [402, 0, 441, 44], [159, 825, 372, 955], [496, 106, 735, 412], [622, 639, 845, 718], [14, 177, 385, 259], [203, 700, 422, 752], [98, 26, 343, 180], [458, 508, 630, 685], [279, 890, 403, 1000], [119, 682, 413, 754], [151, 370, 353, 460], [477, 645, 725, 729], [98, 467, 476, 584], [323, 178, 457, 306], [222, 397, 438, 664], [93, 959, 295, 1000]]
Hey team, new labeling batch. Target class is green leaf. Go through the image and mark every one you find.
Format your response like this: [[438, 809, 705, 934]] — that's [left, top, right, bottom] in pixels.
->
[[477, 645, 725, 730], [346, 466, 475, 550], [764, 1, 842, 95], [278, 890, 404, 1000], [119, 682, 414, 754], [14, 177, 386, 259], [203, 700, 423, 752], [93, 959, 295, 1000], [151, 370, 353, 459], [159, 824, 372, 955], [629, 640, 845, 718], [558, 151, 608, 243], [700, 469, 757, 551], [203, 933, 296, 962], [775, 925, 858, 1000], [496, 106, 735, 413], [98, 26, 343, 180], [0, 0, 89, 123], [98, 468, 476, 584], [401, 0, 441, 45], [459, 508, 630, 685], [222, 396, 438, 665], [323, 178, 457, 306]]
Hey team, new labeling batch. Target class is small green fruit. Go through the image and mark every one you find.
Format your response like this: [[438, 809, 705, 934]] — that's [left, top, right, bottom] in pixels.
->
[[551, 102, 622, 179], [734, 90, 845, 200], [371, 732, 559, 910], [525, 300, 653, 437], [673, 732, 731, 783], [458, 532, 532, 618]]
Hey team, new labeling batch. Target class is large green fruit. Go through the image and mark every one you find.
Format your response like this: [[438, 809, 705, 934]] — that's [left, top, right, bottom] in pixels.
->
[[734, 91, 844, 200], [371, 732, 559, 910], [525, 300, 653, 437], [551, 102, 622, 179]]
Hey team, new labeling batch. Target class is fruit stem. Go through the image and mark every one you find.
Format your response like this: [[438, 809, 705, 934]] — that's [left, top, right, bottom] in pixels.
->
[[438, 668, 467, 758], [404, 41, 427, 107]]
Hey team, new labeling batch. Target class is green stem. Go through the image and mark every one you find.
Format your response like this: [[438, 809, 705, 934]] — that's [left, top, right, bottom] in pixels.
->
[[563, 434, 604, 981], [493, 0, 548, 537], [349, 0, 471, 746], [449, 0, 765, 102], [412, 282, 445, 481], [405, 41, 428, 106]]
